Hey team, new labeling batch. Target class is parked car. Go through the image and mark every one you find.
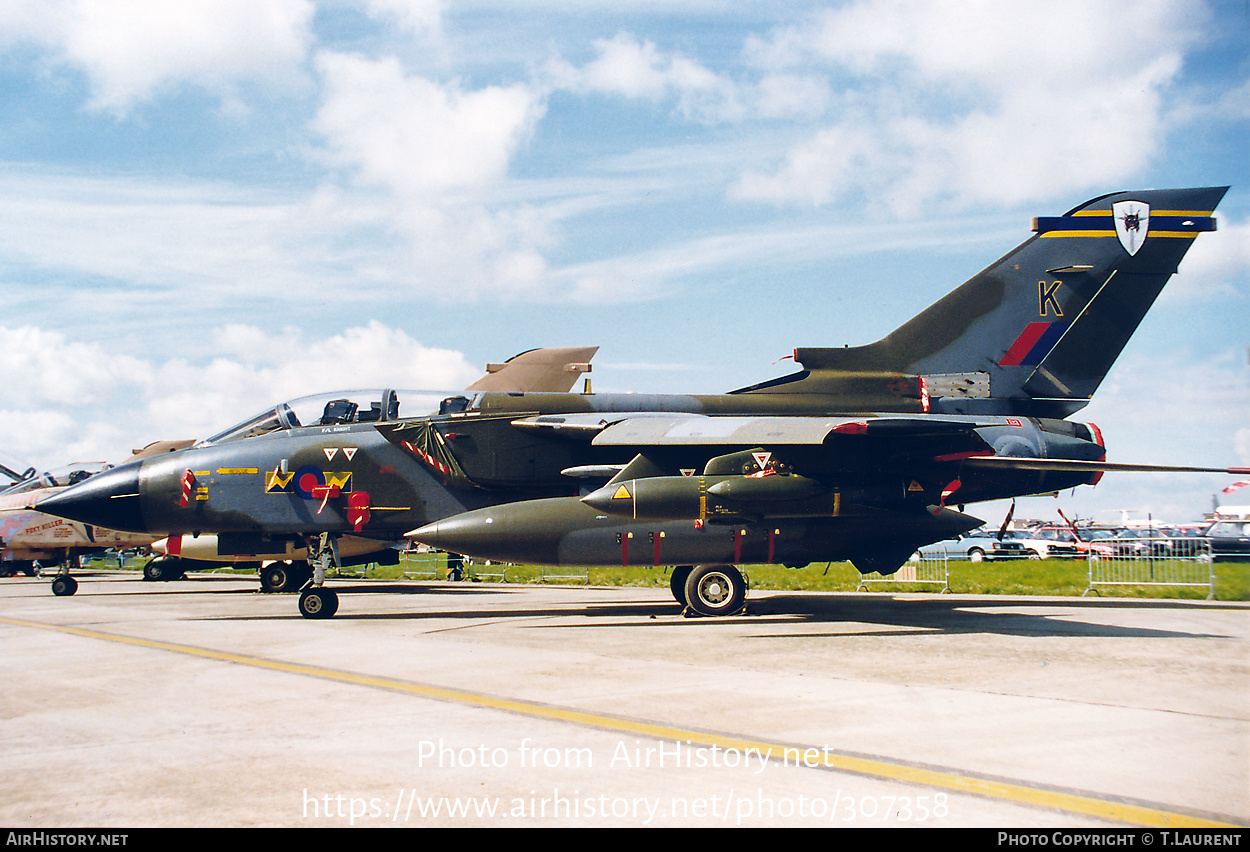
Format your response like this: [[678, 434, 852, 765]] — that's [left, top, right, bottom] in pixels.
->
[[1069, 526, 1119, 560], [1000, 528, 1082, 559], [1108, 528, 1174, 557], [918, 530, 1030, 561], [1163, 525, 1212, 558], [1205, 520, 1250, 561]]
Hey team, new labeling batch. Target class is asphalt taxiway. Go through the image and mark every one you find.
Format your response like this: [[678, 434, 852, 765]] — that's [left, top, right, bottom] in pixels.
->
[[0, 572, 1246, 827]]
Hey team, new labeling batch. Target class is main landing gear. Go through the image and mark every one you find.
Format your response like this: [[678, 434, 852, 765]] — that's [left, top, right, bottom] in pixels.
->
[[670, 564, 747, 617], [143, 555, 187, 582], [297, 533, 340, 619], [260, 561, 313, 594]]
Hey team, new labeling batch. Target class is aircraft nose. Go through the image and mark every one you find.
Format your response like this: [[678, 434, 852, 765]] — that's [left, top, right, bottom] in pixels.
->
[[407, 518, 460, 551], [35, 465, 145, 532], [406, 514, 496, 556]]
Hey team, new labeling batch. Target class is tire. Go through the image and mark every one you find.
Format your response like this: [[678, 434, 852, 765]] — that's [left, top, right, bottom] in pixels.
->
[[260, 563, 292, 594], [144, 556, 170, 581], [298, 588, 339, 619], [669, 566, 693, 606], [683, 565, 746, 617], [968, 548, 985, 562], [51, 576, 79, 597]]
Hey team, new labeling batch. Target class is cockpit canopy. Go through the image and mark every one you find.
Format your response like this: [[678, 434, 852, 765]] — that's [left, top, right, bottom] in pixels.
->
[[197, 389, 475, 447], [0, 461, 111, 496], [0, 451, 36, 488]]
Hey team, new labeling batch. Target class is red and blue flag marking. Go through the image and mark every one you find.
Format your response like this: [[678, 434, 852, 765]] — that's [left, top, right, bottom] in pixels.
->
[[999, 322, 1068, 367]]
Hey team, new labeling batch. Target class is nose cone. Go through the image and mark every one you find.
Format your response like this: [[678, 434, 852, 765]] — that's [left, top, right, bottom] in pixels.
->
[[408, 514, 486, 556], [409, 498, 606, 565], [35, 465, 145, 532], [580, 483, 622, 514]]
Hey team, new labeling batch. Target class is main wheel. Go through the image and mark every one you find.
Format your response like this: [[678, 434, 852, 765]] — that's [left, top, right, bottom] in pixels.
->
[[669, 566, 693, 605], [968, 548, 985, 562], [51, 575, 79, 597], [298, 588, 339, 619], [144, 556, 172, 581], [260, 562, 294, 593], [683, 565, 746, 617]]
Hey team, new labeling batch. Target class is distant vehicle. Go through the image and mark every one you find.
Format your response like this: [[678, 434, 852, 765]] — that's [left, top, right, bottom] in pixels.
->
[[919, 530, 1029, 562], [1000, 528, 1082, 559], [1067, 526, 1120, 560], [1108, 528, 1174, 557], [1162, 525, 1210, 558], [1205, 520, 1250, 562]]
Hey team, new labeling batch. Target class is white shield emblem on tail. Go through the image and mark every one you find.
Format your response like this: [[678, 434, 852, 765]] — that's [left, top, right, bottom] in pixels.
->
[[1113, 200, 1150, 256]]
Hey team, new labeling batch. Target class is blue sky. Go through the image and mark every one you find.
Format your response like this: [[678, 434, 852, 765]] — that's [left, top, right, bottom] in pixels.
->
[[2, 0, 1247, 526]]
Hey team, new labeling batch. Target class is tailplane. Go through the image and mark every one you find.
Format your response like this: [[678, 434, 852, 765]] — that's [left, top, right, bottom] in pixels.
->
[[740, 187, 1227, 418]]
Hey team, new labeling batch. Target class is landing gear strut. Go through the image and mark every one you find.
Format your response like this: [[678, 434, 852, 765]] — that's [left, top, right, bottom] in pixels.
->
[[48, 555, 80, 596], [298, 534, 340, 619]]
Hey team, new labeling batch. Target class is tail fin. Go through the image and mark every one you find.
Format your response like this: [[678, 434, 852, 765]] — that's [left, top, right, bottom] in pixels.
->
[[745, 187, 1227, 418], [465, 346, 597, 393]]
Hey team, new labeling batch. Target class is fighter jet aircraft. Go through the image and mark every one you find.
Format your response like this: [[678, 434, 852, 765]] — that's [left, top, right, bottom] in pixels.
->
[[0, 453, 36, 489], [37, 187, 1246, 618], [75, 346, 599, 592], [0, 461, 164, 590]]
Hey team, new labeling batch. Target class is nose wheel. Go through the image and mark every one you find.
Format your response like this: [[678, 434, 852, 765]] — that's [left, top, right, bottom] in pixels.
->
[[48, 555, 81, 597], [298, 534, 342, 618], [298, 587, 339, 619], [51, 575, 79, 597]]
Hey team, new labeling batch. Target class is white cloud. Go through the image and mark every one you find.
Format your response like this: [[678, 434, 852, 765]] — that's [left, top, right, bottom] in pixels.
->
[[1164, 215, 1250, 303], [735, 0, 1208, 212], [0, 326, 151, 409], [2, 0, 315, 113], [363, 0, 444, 42], [546, 33, 740, 121], [314, 52, 544, 197], [310, 51, 567, 299], [0, 322, 479, 469], [751, 73, 832, 119]]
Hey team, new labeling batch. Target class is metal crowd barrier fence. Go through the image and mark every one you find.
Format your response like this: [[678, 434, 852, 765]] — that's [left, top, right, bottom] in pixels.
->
[[857, 553, 951, 593], [539, 564, 590, 583], [76, 551, 143, 571], [399, 548, 446, 580], [1084, 537, 1215, 599], [400, 548, 510, 583]]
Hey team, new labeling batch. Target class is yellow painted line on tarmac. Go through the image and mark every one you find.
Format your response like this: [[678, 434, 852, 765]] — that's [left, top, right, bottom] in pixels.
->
[[0, 614, 1235, 828]]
